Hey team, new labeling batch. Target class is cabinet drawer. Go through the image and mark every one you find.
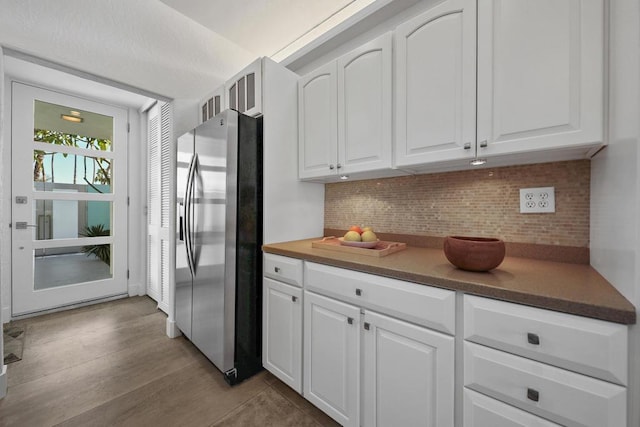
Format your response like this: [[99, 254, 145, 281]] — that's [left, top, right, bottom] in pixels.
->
[[263, 254, 303, 287], [305, 262, 455, 334], [464, 342, 626, 427], [464, 388, 561, 427], [463, 295, 628, 384]]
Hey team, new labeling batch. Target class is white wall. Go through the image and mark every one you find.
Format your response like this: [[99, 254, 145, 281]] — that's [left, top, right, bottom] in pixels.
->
[[0, 46, 7, 399], [590, 0, 640, 425], [1, 70, 11, 324]]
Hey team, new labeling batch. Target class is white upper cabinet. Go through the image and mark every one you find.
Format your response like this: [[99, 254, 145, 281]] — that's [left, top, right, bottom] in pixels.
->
[[337, 32, 393, 175], [299, 32, 395, 181], [225, 58, 263, 117], [199, 85, 225, 124], [395, 0, 477, 167], [298, 61, 338, 180], [476, 0, 604, 158]]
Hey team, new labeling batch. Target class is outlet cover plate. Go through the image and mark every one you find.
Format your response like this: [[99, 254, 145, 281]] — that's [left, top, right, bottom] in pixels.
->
[[520, 187, 555, 213]]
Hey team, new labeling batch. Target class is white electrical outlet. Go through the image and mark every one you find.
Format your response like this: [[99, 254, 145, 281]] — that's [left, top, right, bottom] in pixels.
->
[[519, 187, 555, 213]]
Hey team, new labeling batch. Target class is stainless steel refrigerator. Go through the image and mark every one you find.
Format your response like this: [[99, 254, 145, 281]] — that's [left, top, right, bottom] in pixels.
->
[[175, 110, 262, 385]]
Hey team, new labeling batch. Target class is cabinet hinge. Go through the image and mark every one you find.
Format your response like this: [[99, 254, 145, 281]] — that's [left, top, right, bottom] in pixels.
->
[[127, 197, 130, 206], [127, 270, 130, 279], [127, 123, 131, 133]]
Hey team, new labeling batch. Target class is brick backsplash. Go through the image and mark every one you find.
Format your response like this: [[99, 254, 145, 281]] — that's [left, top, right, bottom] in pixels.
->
[[325, 160, 590, 248]]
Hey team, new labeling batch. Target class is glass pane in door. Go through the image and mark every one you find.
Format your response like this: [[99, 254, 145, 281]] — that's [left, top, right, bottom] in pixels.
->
[[33, 200, 112, 240], [33, 151, 112, 193], [34, 100, 114, 145], [34, 244, 113, 290]]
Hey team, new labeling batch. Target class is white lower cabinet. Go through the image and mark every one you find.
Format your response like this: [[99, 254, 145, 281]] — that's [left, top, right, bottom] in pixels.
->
[[463, 295, 628, 427], [262, 254, 304, 393], [263, 258, 630, 427], [302, 261, 456, 427], [263, 278, 303, 392], [304, 291, 361, 426], [362, 310, 454, 427]]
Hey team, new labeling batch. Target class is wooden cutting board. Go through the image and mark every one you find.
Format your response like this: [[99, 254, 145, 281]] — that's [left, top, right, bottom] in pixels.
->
[[311, 236, 407, 257]]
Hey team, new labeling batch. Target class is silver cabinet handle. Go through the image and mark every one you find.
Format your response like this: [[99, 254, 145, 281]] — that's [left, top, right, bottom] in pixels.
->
[[464, 143, 472, 150], [329, 164, 335, 170], [336, 163, 342, 169], [274, 267, 281, 273], [355, 288, 362, 296], [527, 333, 540, 345], [479, 140, 488, 148], [291, 296, 298, 302], [364, 322, 370, 331], [347, 317, 354, 325], [527, 388, 539, 402]]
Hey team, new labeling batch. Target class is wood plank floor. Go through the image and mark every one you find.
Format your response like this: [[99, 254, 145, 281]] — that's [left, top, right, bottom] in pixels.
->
[[0, 296, 339, 427]]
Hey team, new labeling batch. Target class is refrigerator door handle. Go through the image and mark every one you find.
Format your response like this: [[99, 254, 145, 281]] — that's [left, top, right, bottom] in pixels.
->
[[178, 202, 184, 241], [184, 154, 197, 276], [189, 153, 200, 271]]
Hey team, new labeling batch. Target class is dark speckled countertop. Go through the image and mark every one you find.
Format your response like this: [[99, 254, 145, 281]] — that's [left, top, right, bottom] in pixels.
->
[[263, 238, 636, 325]]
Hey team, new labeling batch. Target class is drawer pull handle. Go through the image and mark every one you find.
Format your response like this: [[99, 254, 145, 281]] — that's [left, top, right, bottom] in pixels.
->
[[291, 296, 298, 302], [347, 317, 354, 325], [274, 267, 281, 273], [364, 322, 370, 331], [355, 288, 362, 296], [527, 388, 539, 402], [527, 333, 540, 345]]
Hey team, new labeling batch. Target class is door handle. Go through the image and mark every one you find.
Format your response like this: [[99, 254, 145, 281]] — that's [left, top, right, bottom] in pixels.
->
[[15, 222, 37, 230]]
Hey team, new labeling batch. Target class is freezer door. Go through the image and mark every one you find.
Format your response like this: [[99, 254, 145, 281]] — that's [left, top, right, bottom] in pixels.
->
[[191, 111, 237, 373], [175, 130, 194, 339]]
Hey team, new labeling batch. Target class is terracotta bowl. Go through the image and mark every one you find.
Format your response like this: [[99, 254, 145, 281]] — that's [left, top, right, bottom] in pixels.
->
[[443, 236, 505, 272]]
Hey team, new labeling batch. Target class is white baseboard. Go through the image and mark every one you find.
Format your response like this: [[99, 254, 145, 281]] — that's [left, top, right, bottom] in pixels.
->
[[0, 365, 7, 399], [128, 281, 145, 297], [166, 318, 181, 339]]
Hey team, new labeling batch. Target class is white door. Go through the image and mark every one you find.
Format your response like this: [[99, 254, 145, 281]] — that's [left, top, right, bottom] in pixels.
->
[[337, 32, 393, 175], [395, 0, 477, 167], [262, 278, 303, 393], [476, 0, 603, 157], [298, 61, 338, 180], [146, 101, 172, 314], [362, 310, 455, 427], [304, 291, 360, 427], [11, 82, 128, 315]]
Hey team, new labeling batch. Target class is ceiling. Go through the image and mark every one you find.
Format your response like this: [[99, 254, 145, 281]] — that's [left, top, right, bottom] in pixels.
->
[[0, 0, 376, 102], [158, 0, 375, 61]]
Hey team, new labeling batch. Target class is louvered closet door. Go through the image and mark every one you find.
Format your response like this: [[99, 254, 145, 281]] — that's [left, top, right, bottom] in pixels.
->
[[147, 102, 173, 313]]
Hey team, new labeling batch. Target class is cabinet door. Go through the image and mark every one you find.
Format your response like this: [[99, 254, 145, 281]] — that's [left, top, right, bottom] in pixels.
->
[[304, 291, 360, 427], [395, 0, 476, 167], [225, 58, 263, 117], [362, 310, 454, 427], [199, 85, 225, 124], [476, 0, 603, 157], [464, 388, 562, 427], [337, 32, 392, 174], [298, 62, 338, 180], [262, 278, 302, 392]]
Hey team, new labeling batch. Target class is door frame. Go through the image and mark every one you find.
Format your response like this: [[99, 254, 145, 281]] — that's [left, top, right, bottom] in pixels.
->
[[1, 62, 150, 322]]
